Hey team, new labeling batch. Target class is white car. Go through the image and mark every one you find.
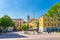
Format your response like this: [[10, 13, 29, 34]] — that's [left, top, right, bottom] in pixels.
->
[[5, 27, 13, 32]]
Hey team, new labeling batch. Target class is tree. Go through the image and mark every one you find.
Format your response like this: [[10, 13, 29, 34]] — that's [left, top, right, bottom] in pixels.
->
[[0, 15, 14, 28], [16, 23, 27, 31], [45, 2, 60, 18], [0, 19, 1, 26], [20, 24, 27, 31]]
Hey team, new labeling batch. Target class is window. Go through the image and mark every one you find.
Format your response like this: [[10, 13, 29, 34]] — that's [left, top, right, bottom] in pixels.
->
[[48, 23, 49, 26], [44, 18, 46, 21], [44, 23, 46, 26], [58, 19, 60, 21], [58, 23, 60, 26], [51, 24, 53, 26], [54, 23, 56, 26], [48, 19, 51, 23]]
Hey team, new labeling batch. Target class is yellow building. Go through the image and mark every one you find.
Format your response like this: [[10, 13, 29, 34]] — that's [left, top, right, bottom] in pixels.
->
[[29, 19, 38, 30], [28, 16, 60, 32], [39, 16, 60, 32], [27, 16, 38, 30]]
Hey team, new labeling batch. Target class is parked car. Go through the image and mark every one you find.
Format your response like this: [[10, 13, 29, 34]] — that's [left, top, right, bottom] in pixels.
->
[[0, 27, 3, 33], [5, 27, 13, 32]]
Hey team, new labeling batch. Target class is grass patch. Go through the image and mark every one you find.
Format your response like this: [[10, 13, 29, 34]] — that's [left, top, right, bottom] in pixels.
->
[[56, 32, 60, 34]]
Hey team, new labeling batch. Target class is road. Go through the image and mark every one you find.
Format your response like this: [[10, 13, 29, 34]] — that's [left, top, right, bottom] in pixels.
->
[[0, 32, 60, 40]]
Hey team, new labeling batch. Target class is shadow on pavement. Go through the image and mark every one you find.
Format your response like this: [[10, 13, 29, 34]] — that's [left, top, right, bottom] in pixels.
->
[[0, 33, 27, 39]]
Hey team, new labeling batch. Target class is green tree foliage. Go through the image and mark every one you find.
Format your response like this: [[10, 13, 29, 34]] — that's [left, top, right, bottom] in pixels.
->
[[16, 24, 27, 31], [45, 2, 60, 18], [20, 24, 27, 30], [0, 15, 14, 28], [0, 19, 1, 26]]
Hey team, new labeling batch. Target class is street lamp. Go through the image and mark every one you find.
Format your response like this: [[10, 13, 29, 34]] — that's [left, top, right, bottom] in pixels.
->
[[36, 19, 39, 34]]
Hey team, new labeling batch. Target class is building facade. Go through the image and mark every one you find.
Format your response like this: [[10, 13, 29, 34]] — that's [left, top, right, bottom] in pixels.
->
[[39, 16, 60, 32], [13, 19, 26, 27], [29, 19, 38, 30], [27, 16, 38, 30]]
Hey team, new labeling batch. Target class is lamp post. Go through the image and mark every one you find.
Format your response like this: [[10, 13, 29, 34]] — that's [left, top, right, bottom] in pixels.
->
[[37, 22, 39, 33], [36, 19, 39, 34], [20, 19, 21, 30]]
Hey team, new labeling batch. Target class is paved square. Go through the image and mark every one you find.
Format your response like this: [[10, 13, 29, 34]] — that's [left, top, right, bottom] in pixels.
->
[[0, 32, 60, 40]]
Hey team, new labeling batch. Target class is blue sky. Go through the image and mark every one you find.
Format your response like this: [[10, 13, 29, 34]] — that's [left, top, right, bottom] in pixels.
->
[[0, 0, 60, 21]]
